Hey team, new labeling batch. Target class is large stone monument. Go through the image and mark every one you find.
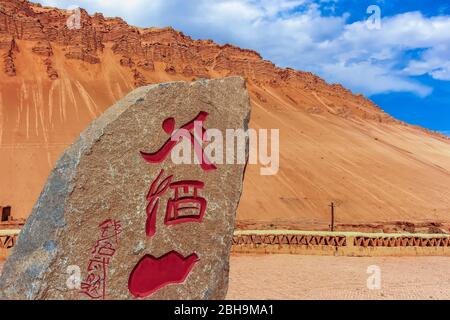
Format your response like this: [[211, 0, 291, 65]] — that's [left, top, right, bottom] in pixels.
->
[[0, 77, 250, 300]]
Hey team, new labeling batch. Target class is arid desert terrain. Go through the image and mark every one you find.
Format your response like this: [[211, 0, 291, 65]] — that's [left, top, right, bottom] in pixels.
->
[[228, 255, 450, 300], [1, 0, 450, 233]]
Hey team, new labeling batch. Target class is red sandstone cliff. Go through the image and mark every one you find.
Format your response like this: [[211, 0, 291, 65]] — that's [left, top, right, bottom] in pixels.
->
[[1, 0, 450, 232]]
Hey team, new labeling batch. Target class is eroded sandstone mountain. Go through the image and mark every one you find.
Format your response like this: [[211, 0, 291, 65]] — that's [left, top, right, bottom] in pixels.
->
[[1, 0, 450, 232]]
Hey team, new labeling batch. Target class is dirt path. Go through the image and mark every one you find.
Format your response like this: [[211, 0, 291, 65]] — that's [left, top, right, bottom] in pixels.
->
[[227, 254, 450, 300]]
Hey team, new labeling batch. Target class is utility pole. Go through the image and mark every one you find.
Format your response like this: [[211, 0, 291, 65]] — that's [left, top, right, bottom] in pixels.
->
[[329, 202, 335, 232]]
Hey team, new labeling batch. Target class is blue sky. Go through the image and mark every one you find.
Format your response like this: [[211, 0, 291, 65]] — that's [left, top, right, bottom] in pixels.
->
[[37, 0, 450, 135]]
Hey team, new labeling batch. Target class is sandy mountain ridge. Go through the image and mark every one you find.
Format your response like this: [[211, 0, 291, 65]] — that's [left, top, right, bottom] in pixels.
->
[[1, 0, 450, 233]]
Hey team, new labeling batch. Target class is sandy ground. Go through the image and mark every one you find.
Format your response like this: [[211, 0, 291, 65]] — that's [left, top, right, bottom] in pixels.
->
[[1, 255, 449, 300], [227, 254, 450, 300]]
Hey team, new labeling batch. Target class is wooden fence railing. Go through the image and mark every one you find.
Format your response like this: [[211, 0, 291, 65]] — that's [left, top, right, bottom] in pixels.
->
[[232, 230, 450, 256]]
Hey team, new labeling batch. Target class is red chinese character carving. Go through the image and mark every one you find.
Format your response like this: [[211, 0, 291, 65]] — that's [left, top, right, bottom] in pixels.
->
[[93, 240, 116, 257], [145, 169, 173, 237], [140, 112, 217, 171], [145, 169, 207, 237], [128, 251, 199, 298], [165, 181, 207, 225], [81, 256, 109, 300], [98, 219, 122, 244], [81, 272, 105, 300], [129, 112, 217, 299], [81, 219, 122, 300]]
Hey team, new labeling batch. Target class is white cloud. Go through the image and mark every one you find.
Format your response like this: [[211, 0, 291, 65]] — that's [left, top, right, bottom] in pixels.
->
[[321, 62, 432, 97], [36, 0, 450, 97], [405, 45, 450, 81]]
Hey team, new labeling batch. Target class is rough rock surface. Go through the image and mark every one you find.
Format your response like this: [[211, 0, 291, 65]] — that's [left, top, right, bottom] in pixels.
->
[[0, 77, 250, 300]]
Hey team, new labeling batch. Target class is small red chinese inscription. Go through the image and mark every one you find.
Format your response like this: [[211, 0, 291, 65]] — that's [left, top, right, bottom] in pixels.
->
[[81, 219, 122, 300]]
